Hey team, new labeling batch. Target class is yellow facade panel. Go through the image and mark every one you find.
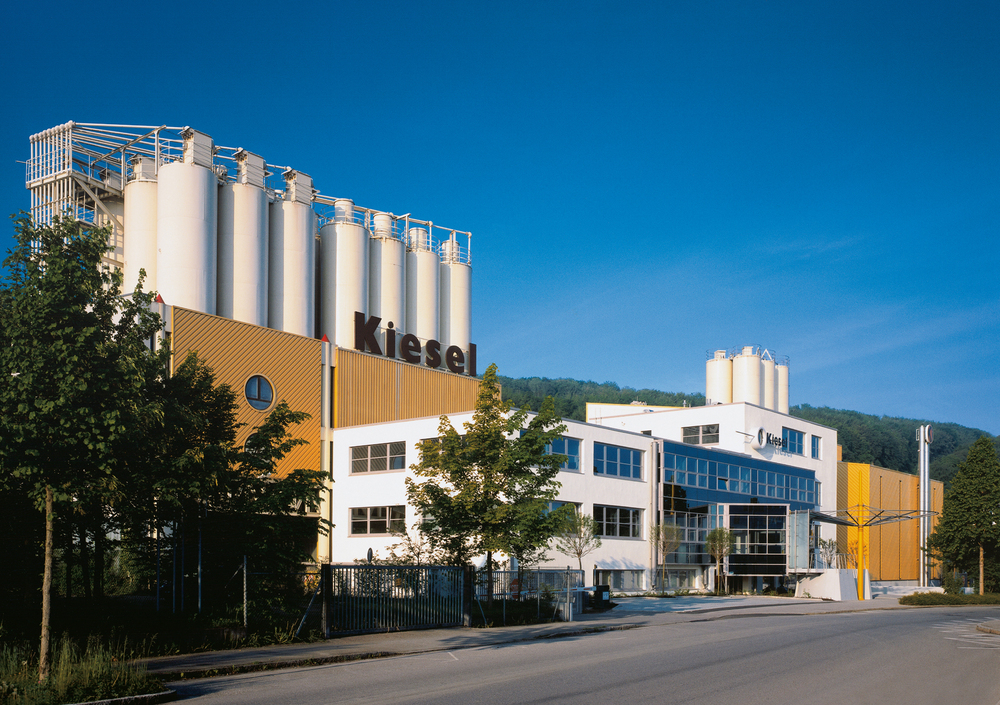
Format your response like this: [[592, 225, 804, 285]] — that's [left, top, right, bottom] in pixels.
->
[[333, 348, 480, 428], [170, 307, 323, 477]]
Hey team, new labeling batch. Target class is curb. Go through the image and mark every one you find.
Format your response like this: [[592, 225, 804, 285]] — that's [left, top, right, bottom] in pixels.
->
[[976, 621, 1000, 636], [66, 690, 177, 705]]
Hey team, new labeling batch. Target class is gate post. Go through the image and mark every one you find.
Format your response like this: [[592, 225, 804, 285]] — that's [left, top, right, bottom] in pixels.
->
[[321, 563, 332, 638]]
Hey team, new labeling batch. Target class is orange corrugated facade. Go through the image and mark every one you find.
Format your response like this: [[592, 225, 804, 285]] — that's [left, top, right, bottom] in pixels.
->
[[332, 347, 480, 428], [836, 461, 943, 581], [170, 308, 323, 477]]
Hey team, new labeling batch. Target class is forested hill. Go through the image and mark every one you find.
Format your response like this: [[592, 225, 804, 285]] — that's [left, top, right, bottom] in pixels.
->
[[497, 376, 705, 423], [497, 375, 996, 486]]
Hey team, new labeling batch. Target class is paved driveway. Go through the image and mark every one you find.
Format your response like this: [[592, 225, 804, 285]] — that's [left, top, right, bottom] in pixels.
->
[[606, 594, 822, 613]]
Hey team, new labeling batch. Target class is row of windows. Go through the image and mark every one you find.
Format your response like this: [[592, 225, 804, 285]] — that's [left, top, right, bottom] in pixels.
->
[[594, 442, 643, 479], [682, 425, 719, 445], [662, 453, 817, 505]]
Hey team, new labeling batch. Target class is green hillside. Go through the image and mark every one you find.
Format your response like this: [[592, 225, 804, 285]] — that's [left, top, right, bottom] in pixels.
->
[[498, 375, 996, 486]]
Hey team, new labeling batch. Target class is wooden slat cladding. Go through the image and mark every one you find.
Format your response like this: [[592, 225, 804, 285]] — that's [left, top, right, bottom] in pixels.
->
[[333, 348, 480, 428], [171, 308, 322, 476]]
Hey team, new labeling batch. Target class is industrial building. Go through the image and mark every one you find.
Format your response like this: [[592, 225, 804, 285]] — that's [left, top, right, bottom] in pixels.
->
[[23, 121, 937, 596]]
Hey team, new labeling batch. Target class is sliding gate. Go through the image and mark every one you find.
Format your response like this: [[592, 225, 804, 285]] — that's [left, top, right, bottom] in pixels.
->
[[324, 564, 468, 635]]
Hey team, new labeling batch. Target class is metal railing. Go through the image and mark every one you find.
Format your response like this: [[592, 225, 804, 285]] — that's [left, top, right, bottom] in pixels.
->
[[325, 564, 466, 634]]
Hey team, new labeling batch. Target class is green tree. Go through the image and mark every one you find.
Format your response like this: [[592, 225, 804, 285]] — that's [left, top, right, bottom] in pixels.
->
[[705, 527, 735, 595], [927, 436, 1000, 595], [0, 216, 162, 680], [553, 510, 602, 572], [650, 522, 683, 592], [406, 364, 566, 601]]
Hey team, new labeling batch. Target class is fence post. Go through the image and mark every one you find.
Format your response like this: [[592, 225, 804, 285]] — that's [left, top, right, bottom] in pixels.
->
[[462, 565, 474, 627], [243, 555, 248, 630], [321, 563, 332, 638]]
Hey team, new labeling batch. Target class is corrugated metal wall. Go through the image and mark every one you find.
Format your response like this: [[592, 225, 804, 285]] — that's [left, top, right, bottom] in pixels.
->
[[171, 307, 323, 476], [333, 348, 480, 428], [837, 461, 944, 581]]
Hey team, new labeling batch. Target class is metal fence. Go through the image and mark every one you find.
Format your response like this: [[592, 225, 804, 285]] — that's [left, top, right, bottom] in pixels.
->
[[324, 564, 467, 635], [475, 568, 585, 600]]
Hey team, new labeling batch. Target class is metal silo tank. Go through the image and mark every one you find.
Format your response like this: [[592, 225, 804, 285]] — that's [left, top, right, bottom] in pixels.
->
[[439, 237, 471, 356], [156, 129, 218, 315], [267, 170, 315, 336], [368, 212, 405, 339], [124, 156, 158, 295], [761, 351, 777, 411], [705, 350, 733, 404], [732, 346, 762, 406], [405, 228, 439, 343], [777, 358, 790, 414], [218, 150, 268, 326], [319, 199, 369, 349]]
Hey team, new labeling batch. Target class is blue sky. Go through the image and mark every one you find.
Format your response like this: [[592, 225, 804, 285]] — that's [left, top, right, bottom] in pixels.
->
[[2, 1, 997, 434]]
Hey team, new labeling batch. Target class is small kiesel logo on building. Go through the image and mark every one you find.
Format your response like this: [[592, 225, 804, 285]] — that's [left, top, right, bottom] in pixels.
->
[[752, 427, 786, 450]]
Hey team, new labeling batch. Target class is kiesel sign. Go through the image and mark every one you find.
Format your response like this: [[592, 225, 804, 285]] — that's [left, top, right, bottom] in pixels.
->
[[752, 427, 787, 450], [354, 312, 477, 376]]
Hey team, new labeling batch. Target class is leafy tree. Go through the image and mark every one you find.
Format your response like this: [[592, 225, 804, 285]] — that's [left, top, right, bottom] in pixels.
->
[[553, 511, 602, 572], [649, 522, 683, 592], [927, 437, 1000, 595], [0, 216, 162, 680], [406, 364, 566, 601], [705, 527, 735, 595]]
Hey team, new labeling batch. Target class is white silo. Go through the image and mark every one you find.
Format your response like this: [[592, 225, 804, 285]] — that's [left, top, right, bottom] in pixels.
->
[[156, 128, 218, 315], [319, 199, 369, 349], [705, 350, 733, 404], [732, 346, 762, 406], [124, 156, 158, 294], [439, 235, 471, 355], [776, 357, 790, 414], [761, 349, 777, 411], [368, 212, 405, 341], [218, 149, 268, 326], [405, 227, 440, 343], [267, 170, 315, 337]]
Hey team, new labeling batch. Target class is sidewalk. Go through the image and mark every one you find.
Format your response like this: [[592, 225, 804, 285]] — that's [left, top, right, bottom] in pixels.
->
[[141, 595, 916, 680]]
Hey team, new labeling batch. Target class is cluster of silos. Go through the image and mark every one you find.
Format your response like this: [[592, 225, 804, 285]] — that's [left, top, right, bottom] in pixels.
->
[[120, 126, 472, 360], [122, 128, 317, 339], [705, 347, 789, 413]]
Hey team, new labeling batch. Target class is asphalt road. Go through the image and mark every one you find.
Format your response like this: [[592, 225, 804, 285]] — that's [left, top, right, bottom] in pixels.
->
[[169, 607, 1000, 705]]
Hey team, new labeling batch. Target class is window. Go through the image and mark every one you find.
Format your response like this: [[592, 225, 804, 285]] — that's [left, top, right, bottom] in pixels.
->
[[594, 505, 641, 538], [811, 436, 821, 460], [350, 506, 405, 535], [549, 436, 581, 471], [352, 442, 406, 473], [245, 375, 273, 410], [782, 428, 804, 455], [594, 443, 642, 479], [682, 424, 720, 445], [595, 569, 644, 591]]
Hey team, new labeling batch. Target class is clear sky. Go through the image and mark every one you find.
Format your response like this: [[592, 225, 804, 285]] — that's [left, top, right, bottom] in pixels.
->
[[1, 1, 997, 434]]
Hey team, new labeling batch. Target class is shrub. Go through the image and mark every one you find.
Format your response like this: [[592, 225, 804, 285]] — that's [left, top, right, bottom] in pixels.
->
[[898, 592, 1000, 606]]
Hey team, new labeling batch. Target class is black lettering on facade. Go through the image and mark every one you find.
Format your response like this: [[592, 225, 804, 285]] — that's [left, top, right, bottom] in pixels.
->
[[400, 334, 421, 363], [425, 339, 442, 368], [354, 312, 382, 355], [446, 345, 465, 374]]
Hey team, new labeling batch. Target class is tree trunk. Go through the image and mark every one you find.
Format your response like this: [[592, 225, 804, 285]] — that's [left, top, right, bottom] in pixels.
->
[[79, 526, 92, 600], [39, 486, 53, 682], [94, 518, 105, 600], [980, 544, 985, 596], [486, 551, 494, 607]]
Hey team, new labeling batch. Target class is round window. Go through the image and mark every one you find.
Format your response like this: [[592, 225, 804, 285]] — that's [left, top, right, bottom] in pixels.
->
[[245, 375, 273, 411]]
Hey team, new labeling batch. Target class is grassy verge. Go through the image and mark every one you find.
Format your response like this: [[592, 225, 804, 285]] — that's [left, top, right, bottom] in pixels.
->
[[0, 636, 164, 705], [898, 592, 1000, 606]]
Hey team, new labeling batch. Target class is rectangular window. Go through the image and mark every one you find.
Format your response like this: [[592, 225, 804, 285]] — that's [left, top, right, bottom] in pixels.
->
[[594, 505, 641, 538], [350, 506, 405, 535], [811, 436, 821, 460], [549, 436, 581, 471], [782, 428, 804, 455], [594, 443, 642, 479], [351, 442, 406, 473], [682, 424, 720, 445]]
